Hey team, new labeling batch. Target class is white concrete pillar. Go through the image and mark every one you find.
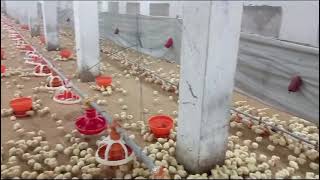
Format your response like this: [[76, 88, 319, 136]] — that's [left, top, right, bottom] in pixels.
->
[[176, 1, 243, 173], [73, 1, 100, 82], [28, 1, 40, 37], [41, 1, 59, 51]]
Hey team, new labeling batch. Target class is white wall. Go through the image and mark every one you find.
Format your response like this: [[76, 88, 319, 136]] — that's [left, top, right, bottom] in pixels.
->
[[243, 1, 319, 47], [104, 1, 182, 18]]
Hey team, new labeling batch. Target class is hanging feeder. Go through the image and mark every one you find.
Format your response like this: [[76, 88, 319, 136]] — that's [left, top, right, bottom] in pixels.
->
[[20, 24, 29, 30], [1, 65, 6, 74], [95, 121, 134, 166], [46, 72, 65, 90], [10, 97, 33, 117], [9, 33, 21, 40], [148, 115, 174, 138], [75, 108, 108, 135], [1, 48, 5, 60], [96, 76, 112, 88], [59, 49, 72, 59], [18, 44, 34, 53], [33, 64, 52, 76], [24, 52, 44, 65], [164, 38, 173, 48], [25, 56, 45, 66], [40, 35, 46, 44], [288, 75, 302, 92], [53, 86, 82, 105]]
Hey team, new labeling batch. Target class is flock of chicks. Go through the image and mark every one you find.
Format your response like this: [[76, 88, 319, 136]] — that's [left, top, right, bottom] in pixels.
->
[[1, 20, 320, 179]]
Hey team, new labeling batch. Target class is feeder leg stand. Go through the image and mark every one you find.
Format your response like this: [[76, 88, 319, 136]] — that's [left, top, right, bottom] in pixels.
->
[[73, 1, 100, 82], [28, 1, 40, 37], [41, 1, 59, 51], [176, 1, 243, 173]]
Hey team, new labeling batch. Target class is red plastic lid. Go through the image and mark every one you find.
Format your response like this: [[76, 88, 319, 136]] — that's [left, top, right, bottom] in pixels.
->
[[148, 115, 174, 138], [96, 76, 112, 87], [75, 108, 108, 135]]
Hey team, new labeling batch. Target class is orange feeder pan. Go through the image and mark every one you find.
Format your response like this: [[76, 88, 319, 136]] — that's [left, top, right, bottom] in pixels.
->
[[148, 115, 174, 138], [96, 76, 112, 88], [1, 65, 6, 74], [10, 97, 33, 117], [60, 49, 72, 59]]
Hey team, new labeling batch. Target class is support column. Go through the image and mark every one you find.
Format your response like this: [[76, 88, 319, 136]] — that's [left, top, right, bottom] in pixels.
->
[[28, 1, 40, 37], [73, 1, 100, 82], [41, 1, 59, 51], [176, 1, 243, 173]]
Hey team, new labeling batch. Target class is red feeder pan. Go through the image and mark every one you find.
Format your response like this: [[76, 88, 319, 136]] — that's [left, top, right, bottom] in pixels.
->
[[21, 24, 29, 30], [96, 76, 112, 88], [1, 65, 6, 74], [10, 97, 33, 117], [148, 115, 174, 138], [95, 121, 134, 166], [18, 44, 34, 52], [34, 64, 51, 76], [46, 73, 64, 89], [60, 49, 72, 59], [25, 56, 45, 66], [75, 108, 107, 135], [53, 87, 82, 105]]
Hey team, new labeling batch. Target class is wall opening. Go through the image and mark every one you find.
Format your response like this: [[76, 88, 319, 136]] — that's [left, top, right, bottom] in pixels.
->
[[108, 2, 119, 14], [149, 3, 170, 17], [126, 2, 140, 15], [241, 5, 282, 38]]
